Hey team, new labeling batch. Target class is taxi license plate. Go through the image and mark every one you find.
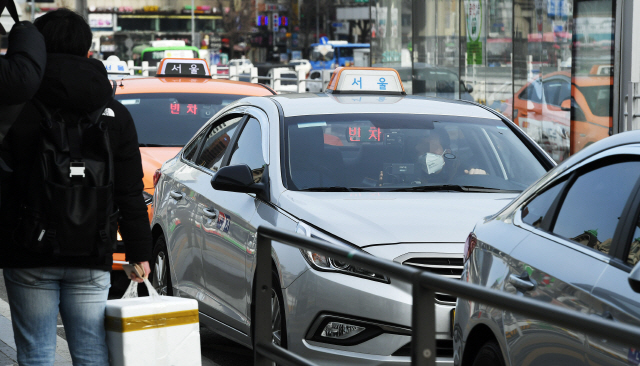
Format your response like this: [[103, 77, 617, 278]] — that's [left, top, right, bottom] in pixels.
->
[[450, 309, 455, 337]]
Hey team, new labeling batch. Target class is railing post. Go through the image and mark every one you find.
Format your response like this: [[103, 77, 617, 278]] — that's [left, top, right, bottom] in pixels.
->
[[254, 231, 273, 366], [251, 66, 258, 84], [127, 60, 134, 75], [411, 273, 436, 366]]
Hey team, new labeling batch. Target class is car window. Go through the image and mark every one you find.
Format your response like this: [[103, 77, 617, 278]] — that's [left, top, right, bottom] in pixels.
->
[[196, 116, 243, 171], [520, 79, 543, 104], [628, 216, 640, 267], [228, 118, 266, 183], [284, 114, 547, 191], [542, 79, 570, 107], [552, 161, 640, 256], [183, 132, 205, 162], [116, 93, 242, 146], [521, 180, 567, 228]]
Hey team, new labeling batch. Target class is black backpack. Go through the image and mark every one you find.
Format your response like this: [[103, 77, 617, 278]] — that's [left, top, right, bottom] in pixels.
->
[[15, 95, 119, 257]]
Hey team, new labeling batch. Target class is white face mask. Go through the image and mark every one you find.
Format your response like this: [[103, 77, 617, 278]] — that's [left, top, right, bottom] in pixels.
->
[[423, 152, 445, 174]]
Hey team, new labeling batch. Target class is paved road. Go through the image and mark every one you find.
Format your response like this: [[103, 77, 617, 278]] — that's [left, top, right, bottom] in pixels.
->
[[0, 271, 253, 366]]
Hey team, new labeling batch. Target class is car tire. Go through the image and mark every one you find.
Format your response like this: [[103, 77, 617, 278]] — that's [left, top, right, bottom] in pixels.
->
[[471, 340, 505, 366], [271, 270, 287, 348], [151, 236, 173, 296], [252, 269, 288, 356]]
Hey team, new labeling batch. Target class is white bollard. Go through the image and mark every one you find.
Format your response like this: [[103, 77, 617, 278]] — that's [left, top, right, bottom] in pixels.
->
[[250, 66, 258, 84], [210, 64, 217, 78], [273, 68, 281, 91], [127, 60, 134, 75], [229, 66, 238, 80], [297, 68, 305, 93], [141, 61, 149, 77]]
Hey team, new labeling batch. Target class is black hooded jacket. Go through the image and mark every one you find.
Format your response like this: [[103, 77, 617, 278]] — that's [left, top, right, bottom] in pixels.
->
[[0, 54, 152, 270]]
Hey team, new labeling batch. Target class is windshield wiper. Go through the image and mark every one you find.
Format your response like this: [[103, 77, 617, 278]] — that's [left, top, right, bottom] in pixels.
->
[[462, 185, 521, 193], [299, 186, 374, 192], [391, 185, 520, 193], [391, 185, 468, 192]]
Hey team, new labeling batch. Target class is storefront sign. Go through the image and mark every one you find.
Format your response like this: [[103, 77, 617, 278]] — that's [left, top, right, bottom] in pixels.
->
[[88, 13, 114, 29], [464, 0, 482, 65]]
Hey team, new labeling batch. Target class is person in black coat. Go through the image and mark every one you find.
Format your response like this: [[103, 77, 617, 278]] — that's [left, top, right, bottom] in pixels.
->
[[0, 0, 46, 188], [0, 9, 152, 365]]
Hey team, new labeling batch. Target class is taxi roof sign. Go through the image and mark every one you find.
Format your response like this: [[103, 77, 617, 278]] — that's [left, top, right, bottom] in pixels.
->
[[102, 55, 130, 75], [326, 67, 405, 95], [156, 58, 211, 78]]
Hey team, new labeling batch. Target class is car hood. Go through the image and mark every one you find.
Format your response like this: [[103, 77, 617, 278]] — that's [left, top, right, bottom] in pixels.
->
[[140, 147, 182, 190], [277, 191, 518, 246]]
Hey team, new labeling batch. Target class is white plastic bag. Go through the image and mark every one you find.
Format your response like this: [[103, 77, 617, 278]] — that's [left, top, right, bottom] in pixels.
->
[[121, 278, 158, 299]]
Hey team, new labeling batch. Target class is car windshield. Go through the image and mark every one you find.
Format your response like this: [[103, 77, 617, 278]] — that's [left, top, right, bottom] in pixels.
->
[[284, 114, 547, 192], [116, 93, 242, 146]]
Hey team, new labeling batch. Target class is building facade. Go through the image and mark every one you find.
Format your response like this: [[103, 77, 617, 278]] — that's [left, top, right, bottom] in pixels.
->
[[371, 0, 616, 162]]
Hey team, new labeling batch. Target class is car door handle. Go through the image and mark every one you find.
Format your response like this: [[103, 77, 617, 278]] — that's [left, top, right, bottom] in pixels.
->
[[169, 191, 183, 200], [202, 208, 217, 219], [509, 273, 536, 292], [601, 311, 614, 321]]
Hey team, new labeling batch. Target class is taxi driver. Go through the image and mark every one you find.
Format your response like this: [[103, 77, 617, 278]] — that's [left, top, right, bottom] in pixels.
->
[[415, 128, 487, 177]]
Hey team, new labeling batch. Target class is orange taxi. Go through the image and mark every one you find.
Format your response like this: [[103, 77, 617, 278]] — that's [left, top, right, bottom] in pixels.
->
[[109, 58, 275, 274], [503, 69, 612, 161]]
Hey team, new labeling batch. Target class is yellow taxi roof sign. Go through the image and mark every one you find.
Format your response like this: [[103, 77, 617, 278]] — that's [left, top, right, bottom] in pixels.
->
[[156, 58, 211, 78], [326, 67, 405, 95]]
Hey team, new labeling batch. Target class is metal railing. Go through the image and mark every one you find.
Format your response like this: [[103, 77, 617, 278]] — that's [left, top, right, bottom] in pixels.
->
[[253, 225, 640, 366]]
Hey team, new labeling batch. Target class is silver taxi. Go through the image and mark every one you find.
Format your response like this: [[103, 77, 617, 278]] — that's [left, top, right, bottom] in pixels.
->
[[150, 68, 554, 365], [454, 130, 640, 366]]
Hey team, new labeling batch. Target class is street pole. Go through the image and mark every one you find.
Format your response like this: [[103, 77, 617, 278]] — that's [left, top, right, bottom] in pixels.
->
[[30, 0, 34, 21], [316, 0, 319, 42], [191, 0, 195, 47]]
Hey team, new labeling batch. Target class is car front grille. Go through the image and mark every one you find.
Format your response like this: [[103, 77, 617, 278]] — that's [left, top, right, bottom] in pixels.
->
[[401, 256, 463, 305]]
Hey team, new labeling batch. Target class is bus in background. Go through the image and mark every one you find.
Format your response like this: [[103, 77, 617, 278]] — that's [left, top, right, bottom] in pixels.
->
[[137, 40, 200, 67], [309, 41, 370, 69]]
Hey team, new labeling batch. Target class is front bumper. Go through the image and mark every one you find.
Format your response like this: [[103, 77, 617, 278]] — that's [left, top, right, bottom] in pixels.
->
[[284, 267, 455, 366]]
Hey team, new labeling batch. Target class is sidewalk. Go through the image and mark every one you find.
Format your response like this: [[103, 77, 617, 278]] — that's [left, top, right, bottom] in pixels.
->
[[0, 297, 73, 366]]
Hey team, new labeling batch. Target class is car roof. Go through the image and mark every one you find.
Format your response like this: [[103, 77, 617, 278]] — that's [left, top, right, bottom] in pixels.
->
[[114, 76, 274, 96], [270, 93, 501, 119], [561, 130, 640, 167]]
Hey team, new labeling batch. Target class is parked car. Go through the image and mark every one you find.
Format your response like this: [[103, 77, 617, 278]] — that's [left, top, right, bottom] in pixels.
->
[[229, 58, 254, 74], [454, 130, 640, 366], [266, 67, 298, 93], [150, 68, 554, 365], [289, 59, 312, 76]]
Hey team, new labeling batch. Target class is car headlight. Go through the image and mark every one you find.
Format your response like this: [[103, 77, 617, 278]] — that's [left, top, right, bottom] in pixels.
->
[[296, 222, 389, 283]]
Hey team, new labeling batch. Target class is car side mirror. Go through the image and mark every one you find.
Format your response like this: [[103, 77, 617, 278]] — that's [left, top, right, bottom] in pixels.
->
[[629, 262, 640, 293], [211, 164, 266, 195], [560, 99, 571, 111], [466, 83, 474, 93]]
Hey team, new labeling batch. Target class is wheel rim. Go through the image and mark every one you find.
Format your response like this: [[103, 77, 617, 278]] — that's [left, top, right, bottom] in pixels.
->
[[271, 288, 282, 346], [153, 251, 168, 296]]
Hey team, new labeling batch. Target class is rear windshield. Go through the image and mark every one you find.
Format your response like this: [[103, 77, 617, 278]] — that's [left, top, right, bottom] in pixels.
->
[[281, 73, 297, 85], [284, 113, 547, 192], [116, 93, 242, 146]]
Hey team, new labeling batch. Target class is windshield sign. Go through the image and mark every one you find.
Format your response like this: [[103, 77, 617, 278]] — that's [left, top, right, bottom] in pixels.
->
[[116, 93, 242, 146]]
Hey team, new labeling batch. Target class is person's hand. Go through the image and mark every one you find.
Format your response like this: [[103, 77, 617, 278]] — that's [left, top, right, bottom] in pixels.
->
[[129, 261, 151, 283], [464, 168, 487, 175]]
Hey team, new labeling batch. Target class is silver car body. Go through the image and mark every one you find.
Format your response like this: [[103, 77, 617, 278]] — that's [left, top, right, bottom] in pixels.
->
[[152, 93, 554, 365], [454, 130, 640, 366]]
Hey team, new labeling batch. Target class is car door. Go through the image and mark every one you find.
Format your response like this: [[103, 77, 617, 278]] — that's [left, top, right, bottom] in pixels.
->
[[182, 113, 245, 323], [587, 161, 640, 366], [506, 160, 640, 365], [198, 113, 268, 334], [164, 130, 207, 299]]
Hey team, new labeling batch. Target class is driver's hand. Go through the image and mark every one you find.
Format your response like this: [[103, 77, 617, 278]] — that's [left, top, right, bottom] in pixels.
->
[[464, 168, 487, 175]]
